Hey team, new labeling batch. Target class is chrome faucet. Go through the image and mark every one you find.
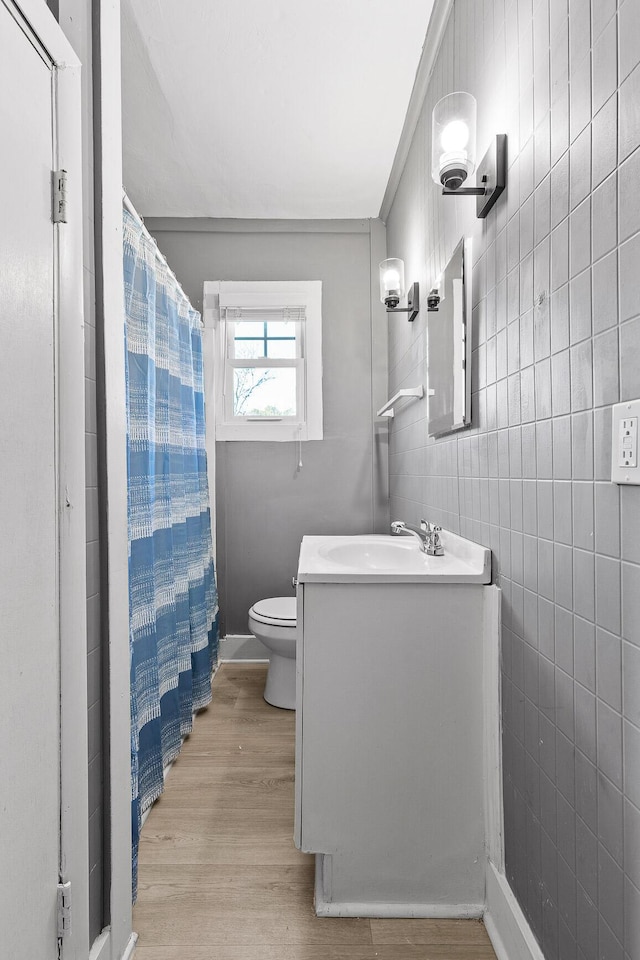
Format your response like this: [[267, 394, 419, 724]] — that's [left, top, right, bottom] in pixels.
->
[[391, 519, 444, 556], [390, 519, 429, 552]]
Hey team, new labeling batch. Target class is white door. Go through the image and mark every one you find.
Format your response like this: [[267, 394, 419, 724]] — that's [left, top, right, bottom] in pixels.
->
[[0, 4, 63, 956]]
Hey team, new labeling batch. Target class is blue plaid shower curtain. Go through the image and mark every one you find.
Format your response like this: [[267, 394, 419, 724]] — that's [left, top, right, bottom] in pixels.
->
[[123, 208, 218, 899]]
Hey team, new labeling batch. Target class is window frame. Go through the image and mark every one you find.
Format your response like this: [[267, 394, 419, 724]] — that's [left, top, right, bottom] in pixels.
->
[[203, 280, 323, 442]]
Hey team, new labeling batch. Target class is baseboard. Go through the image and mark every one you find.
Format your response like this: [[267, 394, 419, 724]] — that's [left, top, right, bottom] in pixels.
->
[[118, 932, 138, 960], [314, 854, 483, 918], [315, 897, 482, 920], [484, 862, 545, 960], [121, 932, 139, 960], [89, 930, 138, 960], [315, 898, 485, 918], [88, 930, 110, 960], [220, 633, 269, 661]]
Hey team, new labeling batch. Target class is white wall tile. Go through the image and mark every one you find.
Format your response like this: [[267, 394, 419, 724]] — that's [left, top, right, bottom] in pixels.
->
[[592, 15, 617, 115], [592, 94, 618, 189], [619, 63, 640, 162], [592, 172, 617, 261], [570, 52, 592, 142], [570, 198, 592, 277], [618, 147, 640, 244], [619, 317, 640, 400], [592, 328, 619, 407], [569, 270, 592, 344], [384, 1, 638, 949], [592, 250, 618, 335], [591, 0, 616, 43], [618, 0, 640, 84]]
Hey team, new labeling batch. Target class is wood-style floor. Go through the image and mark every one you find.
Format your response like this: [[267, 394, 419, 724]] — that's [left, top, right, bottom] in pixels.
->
[[133, 663, 497, 960]]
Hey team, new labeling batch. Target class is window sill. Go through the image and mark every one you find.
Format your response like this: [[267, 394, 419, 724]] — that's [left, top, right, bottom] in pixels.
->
[[215, 422, 322, 442]]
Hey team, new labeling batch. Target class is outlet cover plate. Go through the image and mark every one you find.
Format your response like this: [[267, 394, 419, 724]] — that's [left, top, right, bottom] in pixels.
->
[[611, 399, 640, 484]]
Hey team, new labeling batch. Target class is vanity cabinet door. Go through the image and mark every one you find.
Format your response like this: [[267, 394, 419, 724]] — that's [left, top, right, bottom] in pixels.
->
[[294, 581, 486, 907]]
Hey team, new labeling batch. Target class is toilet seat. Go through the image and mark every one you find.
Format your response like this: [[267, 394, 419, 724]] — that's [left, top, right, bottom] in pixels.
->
[[249, 596, 297, 628]]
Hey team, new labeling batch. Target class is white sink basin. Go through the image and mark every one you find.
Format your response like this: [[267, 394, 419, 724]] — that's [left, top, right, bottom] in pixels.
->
[[318, 539, 425, 571], [298, 532, 491, 583]]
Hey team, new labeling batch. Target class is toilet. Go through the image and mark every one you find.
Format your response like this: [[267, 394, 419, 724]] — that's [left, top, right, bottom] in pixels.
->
[[248, 597, 297, 710]]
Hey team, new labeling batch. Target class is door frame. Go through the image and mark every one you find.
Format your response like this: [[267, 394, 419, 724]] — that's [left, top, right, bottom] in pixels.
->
[[92, 1, 136, 958], [6, 1, 88, 956]]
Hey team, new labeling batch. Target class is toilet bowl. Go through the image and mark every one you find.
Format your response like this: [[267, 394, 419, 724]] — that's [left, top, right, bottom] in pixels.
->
[[248, 597, 297, 710]]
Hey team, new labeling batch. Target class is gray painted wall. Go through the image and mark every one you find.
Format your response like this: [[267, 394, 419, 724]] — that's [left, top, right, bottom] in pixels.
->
[[145, 219, 389, 636], [385, 1, 639, 958]]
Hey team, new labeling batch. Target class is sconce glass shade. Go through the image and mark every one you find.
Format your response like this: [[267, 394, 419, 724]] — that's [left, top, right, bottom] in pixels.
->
[[431, 92, 477, 189], [379, 258, 405, 308]]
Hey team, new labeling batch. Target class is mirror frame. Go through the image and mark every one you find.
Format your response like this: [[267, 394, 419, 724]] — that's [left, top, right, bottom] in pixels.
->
[[427, 237, 473, 438]]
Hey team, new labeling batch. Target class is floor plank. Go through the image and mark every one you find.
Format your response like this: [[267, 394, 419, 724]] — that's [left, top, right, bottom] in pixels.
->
[[133, 947, 494, 960], [133, 948, 380, 960], [134, 663, 497, 958], [370, 917, 493, 945]]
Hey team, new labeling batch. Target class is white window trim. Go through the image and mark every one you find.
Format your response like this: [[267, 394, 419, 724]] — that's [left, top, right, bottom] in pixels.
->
[[203, 280, 323, 442]]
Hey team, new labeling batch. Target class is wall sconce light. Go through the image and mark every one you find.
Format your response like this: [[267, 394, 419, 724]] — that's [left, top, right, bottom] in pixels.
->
[[379, 258, 420, 321], [427, 287, 441, 311], [431, 92, 507, 219]]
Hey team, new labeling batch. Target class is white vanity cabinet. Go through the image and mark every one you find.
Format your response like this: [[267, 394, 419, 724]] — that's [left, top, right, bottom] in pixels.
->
[[293, 534, 500, 918]]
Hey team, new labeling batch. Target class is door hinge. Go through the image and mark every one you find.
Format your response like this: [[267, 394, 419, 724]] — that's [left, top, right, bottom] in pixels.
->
[[52, 169, 68, 223], [57, 881, 71, 939]]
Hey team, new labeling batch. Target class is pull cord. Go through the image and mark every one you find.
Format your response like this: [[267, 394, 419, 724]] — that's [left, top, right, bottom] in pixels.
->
[[296, 424, 303, 473]]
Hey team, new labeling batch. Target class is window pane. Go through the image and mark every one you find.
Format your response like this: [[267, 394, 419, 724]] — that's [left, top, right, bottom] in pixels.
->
[[233, 367, 297, 417], [234, 339, 265, 359], [233, 321, 266, 358], [234, 321, 264, 339], [266, 321, 296, 339], [267, 339, 296, 359], [231, 320, 298, 359], [266, 321, 297, 358]]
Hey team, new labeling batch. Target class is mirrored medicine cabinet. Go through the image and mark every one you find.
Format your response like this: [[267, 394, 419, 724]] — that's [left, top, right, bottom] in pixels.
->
[[427, 237, 472, 438]]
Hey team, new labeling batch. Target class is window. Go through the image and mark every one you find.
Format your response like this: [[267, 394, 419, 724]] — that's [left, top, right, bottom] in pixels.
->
[[203, 280, 323, 441], [226, 310, 303, 421]]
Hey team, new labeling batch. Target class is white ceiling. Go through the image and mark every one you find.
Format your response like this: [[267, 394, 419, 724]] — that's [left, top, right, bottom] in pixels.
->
[[121, 0, 435, 219]]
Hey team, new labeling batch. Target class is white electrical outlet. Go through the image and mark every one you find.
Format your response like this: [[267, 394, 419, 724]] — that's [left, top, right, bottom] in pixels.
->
[[619, 417, 638, 467], [612, 400, 640, 484]]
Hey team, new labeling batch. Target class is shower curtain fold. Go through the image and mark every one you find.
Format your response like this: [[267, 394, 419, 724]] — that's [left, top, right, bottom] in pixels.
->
[[123, 207, 218, 900]]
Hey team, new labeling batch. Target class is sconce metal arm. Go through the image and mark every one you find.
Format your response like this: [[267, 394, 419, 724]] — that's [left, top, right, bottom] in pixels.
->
[[442, 186, 486, 196], [385, 281, 420, 322], [439, 135, 507, 218]]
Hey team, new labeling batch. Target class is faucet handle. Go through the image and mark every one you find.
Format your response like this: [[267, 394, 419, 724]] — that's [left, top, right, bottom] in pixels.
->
[[426, 524, 444, 556], [420, 518, 431, 533]]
